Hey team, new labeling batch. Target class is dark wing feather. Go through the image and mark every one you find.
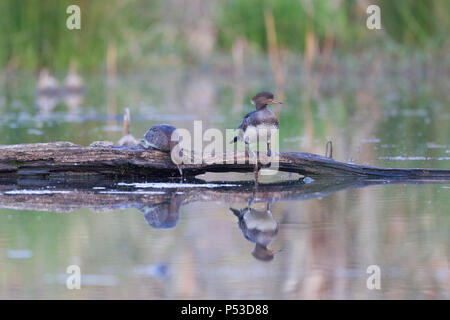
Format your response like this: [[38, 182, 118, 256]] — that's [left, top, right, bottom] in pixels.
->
[[231, 109, 279, 144], [238, 110, 257, 131], [230, 111, 256, 144], [239, 109, 279, 129]]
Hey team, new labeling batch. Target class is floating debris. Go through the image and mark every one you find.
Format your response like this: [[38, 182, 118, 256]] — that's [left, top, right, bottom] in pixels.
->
[[7, 249, 33, 259], [303, 177, 315, 184], [426, 142, 447, 149], [379, 156, 450, 161], [117, 182, 240, 189], [4, 190, 71, 195], [361, 138, 381, 143], [27, 128, 44, 136], [134, 263, 171, 279], [99, 190, 166, 195]]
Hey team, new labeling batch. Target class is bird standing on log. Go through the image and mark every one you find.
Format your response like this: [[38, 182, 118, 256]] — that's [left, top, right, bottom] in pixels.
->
[[230, 91, 282, 182]]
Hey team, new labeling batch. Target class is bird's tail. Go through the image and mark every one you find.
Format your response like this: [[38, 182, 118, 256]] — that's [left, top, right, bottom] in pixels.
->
[[230, 136, 238, 144], [229, 207, 243, 218]]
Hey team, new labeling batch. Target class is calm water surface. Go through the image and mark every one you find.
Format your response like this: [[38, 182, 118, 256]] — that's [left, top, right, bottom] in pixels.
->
[[0, 67, 449, 299]]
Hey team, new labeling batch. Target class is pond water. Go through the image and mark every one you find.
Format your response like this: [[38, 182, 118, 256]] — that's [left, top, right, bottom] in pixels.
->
[[0, 65, 449, 299]]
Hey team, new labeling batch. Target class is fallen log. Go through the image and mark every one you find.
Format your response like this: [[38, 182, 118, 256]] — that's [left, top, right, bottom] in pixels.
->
[[0, 141, 449, 179]]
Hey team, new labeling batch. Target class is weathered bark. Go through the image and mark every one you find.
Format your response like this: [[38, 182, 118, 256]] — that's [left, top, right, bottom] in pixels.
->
[[0, 141, 449, 179]]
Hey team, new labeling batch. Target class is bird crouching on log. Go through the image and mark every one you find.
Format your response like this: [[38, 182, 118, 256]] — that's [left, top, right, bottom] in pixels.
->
[[140, 124, 183, 177]]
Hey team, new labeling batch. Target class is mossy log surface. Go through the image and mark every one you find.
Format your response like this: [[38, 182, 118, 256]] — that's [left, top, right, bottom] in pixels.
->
[[1, 141, 450, 179]]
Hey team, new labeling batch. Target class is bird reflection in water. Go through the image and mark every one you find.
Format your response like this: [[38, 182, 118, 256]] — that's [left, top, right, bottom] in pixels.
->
[[138, 193, 183, 229], [230, 199, 280, 262], [35, 68, 60, 113], [135, 190, 281, 261], [35, 65, 86, 114], [62, 62, 85, 114]]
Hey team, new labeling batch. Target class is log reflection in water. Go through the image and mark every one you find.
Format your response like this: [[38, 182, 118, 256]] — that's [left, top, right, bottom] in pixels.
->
[[0, 176, 447, 214]]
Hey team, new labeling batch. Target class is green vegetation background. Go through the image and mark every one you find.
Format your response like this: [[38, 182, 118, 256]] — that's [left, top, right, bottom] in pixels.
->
[[0, 0, 449, 70]]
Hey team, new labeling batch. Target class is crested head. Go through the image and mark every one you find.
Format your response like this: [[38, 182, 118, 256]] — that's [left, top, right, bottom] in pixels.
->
[[250, 91, 282, 109], [252, 243, 275, 262], [251, 91, 273, 105]]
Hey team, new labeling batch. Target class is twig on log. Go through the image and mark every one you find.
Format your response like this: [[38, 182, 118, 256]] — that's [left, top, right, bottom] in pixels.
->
[[325, 141, 333, 159]]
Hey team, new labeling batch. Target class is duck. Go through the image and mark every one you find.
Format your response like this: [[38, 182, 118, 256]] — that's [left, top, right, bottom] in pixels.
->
[[36, 68, 59, 94], [62, 63, 85, 112], [35, 68, 60, 113], [230, 201, 279, 262], [117, 108, 138, 147], [63, 63, 84, 94], [141, 124, 183, 176], [230, 91, 282, 157]]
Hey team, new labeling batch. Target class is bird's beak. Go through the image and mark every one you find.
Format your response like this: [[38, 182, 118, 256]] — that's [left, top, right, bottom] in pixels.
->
[[270, 99, 283, 105], [272, 249, 283, 255]]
